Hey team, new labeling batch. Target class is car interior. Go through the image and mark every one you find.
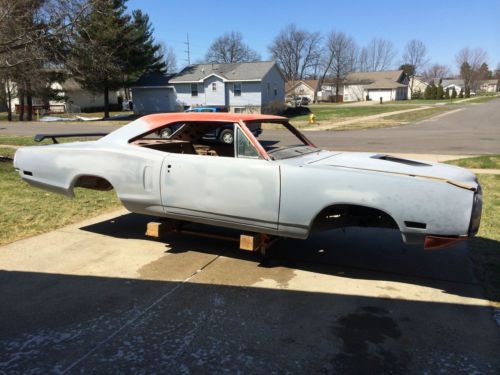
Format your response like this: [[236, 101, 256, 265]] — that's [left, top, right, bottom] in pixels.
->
[[130, 122, 258, 158]]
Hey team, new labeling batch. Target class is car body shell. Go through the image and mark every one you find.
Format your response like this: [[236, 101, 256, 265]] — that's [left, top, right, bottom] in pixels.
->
[[14, 113, 482, 247]]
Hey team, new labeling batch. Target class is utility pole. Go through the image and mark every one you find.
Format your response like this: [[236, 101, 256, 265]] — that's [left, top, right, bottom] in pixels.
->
[[184, 33, 191, 65]]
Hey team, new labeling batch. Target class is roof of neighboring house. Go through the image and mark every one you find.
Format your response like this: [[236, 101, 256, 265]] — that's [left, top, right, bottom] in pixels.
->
[[60, 78, 82, 92], [169, 61, 281, 83], [133, 72, 176, 87], [285, 79, 319, 93], [441, 79, 465, 87], [480, 79, 499, 85], [344, 70, 407, 89]]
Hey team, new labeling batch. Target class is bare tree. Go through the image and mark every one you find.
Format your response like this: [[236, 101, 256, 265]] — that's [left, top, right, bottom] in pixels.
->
[[0, 0, 88, 69], [268, 24, 321, 81], [423, 64, 451, 79], [456, 47, 488, 90], [320, 31, 357, 101], [205, 31, 260, 64], [402, 39, 429, 75], [157, 42, 177, 73], [358, 38, 396, 71]]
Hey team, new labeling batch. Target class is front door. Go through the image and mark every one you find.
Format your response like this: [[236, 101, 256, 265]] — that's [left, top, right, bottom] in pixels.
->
[[161, 126, 280, 231]]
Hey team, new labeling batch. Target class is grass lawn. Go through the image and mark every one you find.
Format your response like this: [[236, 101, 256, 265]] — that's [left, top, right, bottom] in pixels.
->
[[467, 174, 500, 304], [290, 105, 414, 123], [446, 155, 500, 169], [458, 95, 500, 104], [380, 107, 452, 124], [0, 147, 120, 245]]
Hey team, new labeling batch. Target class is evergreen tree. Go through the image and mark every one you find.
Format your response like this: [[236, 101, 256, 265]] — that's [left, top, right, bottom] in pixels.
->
[[68, 0, 164, 118], [430, 84, 437, 100], [459, 88, 464, 98], [436, 84, 444, 99], [451, 87, 457, 99], [444, 87, 450, 99], [423, 85, 432, 100]]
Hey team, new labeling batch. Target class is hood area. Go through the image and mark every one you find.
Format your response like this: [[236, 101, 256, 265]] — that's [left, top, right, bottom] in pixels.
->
[[303, 151, 478, 190]]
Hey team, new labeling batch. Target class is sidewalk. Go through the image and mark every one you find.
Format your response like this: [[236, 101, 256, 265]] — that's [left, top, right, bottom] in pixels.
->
[[304, 106, 432, 131]]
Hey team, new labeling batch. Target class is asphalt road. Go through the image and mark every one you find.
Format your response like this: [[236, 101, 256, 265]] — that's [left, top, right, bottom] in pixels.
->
[[1, 98, 499, 154], [0, 210, 499, 374]]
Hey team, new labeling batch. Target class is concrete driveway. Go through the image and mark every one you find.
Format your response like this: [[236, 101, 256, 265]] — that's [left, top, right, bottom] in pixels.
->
[[0, 210, 499, 374]]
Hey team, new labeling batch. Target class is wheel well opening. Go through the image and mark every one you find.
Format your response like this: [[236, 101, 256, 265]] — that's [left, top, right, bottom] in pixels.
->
[[311, 204, 399, 234], [73, 175, 113, 191]]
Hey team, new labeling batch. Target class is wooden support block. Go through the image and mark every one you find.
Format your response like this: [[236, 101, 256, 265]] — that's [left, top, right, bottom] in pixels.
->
[[145, 222, 165, 238], [240, 233, 262, 251]]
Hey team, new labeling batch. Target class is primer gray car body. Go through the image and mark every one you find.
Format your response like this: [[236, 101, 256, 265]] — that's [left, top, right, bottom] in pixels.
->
[[14, 113, 482, 249]]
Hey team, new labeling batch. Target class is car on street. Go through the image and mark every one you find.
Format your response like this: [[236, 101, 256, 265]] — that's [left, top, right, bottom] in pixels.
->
[[14, 112, 482, 249]]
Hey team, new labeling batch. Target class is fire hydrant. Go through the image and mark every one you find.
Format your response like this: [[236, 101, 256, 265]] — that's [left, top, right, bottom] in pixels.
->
[[309, 113, 316, 124]]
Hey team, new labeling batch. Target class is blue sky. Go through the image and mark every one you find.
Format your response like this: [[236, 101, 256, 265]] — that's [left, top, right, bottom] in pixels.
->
[[128, 0, 500, 73]]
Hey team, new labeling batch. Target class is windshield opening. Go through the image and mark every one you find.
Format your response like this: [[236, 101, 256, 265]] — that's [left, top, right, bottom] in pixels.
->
[[245, 121, 318, 160]]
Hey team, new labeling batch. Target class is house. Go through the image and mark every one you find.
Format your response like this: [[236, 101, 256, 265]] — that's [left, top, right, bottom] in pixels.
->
[[343, 70, 408, 102], [441, 79, 465, 94], [10, 78, 119, 113], [285, 80, 319, 103], [479, 79, 499, 93], [408, 76, 429, 99], [131, 72, 178, 114], [169, 61, 285, 113], [317, 79, 344, 102]]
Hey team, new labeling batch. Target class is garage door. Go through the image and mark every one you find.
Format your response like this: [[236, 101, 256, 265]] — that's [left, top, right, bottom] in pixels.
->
[[132, 88, 176, 114], [367, 89, 393, 102]]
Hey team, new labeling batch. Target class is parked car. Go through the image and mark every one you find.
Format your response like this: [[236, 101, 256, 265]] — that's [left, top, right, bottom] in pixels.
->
[[158, 107, 260, 143], [15, 113, 482, 250], [286, 95, 310, 107]]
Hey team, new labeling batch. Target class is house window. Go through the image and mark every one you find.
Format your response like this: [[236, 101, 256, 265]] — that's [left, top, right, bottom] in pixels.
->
[[234, 107, 245, 113], [212, 82, 216, 92], [234, 83, 242, 96], [267, 83, 270, 96], [274, 88, 278, 97], [191, 84, 198, 97]]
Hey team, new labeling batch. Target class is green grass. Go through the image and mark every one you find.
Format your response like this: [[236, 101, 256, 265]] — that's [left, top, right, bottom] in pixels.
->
[[386, 99, 458, 105], [0, 154, 120, 245], [291, 105, 414, 122], [460, 95, 500, 104], [381, 107, 452, 123], [447, 155, 500, 169], [468, 174, 500, 303]]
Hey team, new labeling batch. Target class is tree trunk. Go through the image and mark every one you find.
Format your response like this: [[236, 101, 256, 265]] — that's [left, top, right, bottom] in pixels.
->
[[103, 87, 110, 119], [6, 84, 12, 122], [19, 94, 24, 121], [335, 73, 340, 103], [27, 94, 33, 121]]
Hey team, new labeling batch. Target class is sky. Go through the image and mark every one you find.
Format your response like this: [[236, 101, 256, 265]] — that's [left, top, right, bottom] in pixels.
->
[[127, 0, 500, 74]]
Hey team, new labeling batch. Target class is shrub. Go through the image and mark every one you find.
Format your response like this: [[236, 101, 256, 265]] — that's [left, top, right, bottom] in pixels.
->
[[451, 87, 457, 99], [262, 100, 287, 115]]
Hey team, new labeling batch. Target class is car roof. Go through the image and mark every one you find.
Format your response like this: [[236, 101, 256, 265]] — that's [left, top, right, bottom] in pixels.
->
[[141, 112, 287, 131]]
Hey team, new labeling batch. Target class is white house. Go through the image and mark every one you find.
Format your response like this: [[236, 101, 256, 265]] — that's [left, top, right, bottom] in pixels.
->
[[343, 70, 408, 102], [9, 78, 118, 113], [285, 79, 319, 102], [169, 61, 285, 113], [408, 76, 429, 99], [441, 79, 465, 94], [479, 79, 499, 92]]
